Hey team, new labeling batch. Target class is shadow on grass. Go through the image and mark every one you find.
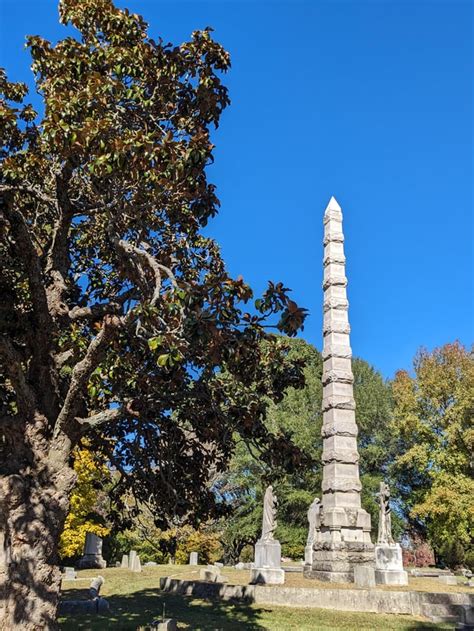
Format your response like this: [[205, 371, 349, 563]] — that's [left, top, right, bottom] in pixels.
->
[[59, 585, 455, 631], [59, 586, 270, 630]]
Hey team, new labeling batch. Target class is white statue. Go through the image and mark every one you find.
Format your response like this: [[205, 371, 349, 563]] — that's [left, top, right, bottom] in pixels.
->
[[261, 485, 277, 541], [377, 481, 394, 544], [306, 497, 321, 545]]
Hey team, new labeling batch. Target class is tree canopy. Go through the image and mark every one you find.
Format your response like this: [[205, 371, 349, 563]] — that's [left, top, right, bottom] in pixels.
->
[[390, 342, 474, 567], [0, 1, 307, 626]]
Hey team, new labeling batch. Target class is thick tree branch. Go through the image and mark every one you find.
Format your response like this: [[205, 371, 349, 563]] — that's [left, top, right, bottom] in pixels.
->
[[45, 166, 74, 319], [76, 407, 123, 429], [0, 337, 35, 417], [52, 314, 121, 439], [68, 289, 136, 322], [1, 202, 54, 341]]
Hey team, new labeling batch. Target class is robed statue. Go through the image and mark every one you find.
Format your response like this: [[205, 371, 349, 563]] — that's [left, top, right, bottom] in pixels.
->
[[377, 481, 394, 544], [306, 497, 321, 545], [261, 485, 278, 541]]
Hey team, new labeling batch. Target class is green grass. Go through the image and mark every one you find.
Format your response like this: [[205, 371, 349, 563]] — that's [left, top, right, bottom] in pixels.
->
[[59, 567, 454, 631]]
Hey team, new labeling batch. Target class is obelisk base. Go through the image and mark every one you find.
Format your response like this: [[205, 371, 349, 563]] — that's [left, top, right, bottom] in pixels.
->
[[305, 542, 375, 583]]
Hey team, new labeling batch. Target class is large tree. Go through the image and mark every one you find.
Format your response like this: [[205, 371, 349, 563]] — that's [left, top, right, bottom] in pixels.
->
[[390, 342, 474, 568], [0, 1, 307, 627]]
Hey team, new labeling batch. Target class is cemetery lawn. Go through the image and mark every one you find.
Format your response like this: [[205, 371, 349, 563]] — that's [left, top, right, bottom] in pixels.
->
[[59, 566, 456, 630]]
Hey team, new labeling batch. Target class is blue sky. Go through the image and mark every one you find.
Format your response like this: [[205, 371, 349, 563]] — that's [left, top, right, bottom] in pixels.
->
[[1, 0, 472, 378]]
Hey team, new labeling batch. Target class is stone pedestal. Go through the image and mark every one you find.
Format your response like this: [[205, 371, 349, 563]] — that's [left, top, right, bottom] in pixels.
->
[[354, 565, 376, 588], [304, 544, 313, 566], [307, 197, 374, 584], [254, 539, 281, 568], [250, 567, 285, 584], [77, 533, 106, 569], [375, 543, 408, 586], [250, 539, 285, 585], [189, 551, 199, 565]]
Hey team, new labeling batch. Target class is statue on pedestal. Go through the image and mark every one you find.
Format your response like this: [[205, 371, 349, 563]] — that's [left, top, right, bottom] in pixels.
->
[[306, 497, 321, 546], [374, 481, 408, 586], [377, 482, 394, 544], [250, 484, 284, 585], [261, 485, 277, 541]]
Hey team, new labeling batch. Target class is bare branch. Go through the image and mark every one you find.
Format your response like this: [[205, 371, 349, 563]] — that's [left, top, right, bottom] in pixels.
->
[[68, 289, 136, 322], [116, 238, 163, 305], [54, 348, 75, 368], [76, 407, 123, 429], [0, 184, 56, 207]]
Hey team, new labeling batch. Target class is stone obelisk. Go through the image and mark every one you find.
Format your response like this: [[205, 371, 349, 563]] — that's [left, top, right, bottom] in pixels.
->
[[305, 196, 374, 583]]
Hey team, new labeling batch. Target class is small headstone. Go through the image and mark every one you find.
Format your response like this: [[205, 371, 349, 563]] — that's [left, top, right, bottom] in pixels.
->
[[354, 566, 376, 588], [131, 555, 142, 572], [62, 566, 76, 580], [234, 562, 244, 570], [214, 562, 224, 568], [115, 561, 121, 567], [154, 619, 177, 631], [144, 561, 158, 566], [129, 550, 137, 570], [189, 552, 198, 566], [121, 554, 129, 568], [467, 579, 474, 587], [438, 575, 457, 585]]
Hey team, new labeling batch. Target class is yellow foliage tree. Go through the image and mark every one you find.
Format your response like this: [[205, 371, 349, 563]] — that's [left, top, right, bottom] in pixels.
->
[[59, 447, 111, 559], [391, 342, 474, 567]]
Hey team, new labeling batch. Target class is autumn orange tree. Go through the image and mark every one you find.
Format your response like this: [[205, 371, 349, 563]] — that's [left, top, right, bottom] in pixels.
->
[[0, 1, 307, 627], [391, 342, 474, 568]]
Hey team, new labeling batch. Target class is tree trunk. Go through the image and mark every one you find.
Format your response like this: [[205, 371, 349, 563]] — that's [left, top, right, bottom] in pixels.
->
[[0, 464, 75, 630]]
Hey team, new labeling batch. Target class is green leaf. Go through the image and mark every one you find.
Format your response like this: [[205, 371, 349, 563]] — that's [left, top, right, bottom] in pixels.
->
[[148, 336, 161, 351], [157, 353, 169, 367]]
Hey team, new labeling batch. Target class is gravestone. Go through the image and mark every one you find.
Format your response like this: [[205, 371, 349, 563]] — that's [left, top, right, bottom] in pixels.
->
[[374, 482, 408, 586], [306, 197, 374, 583], [77, 533, 106, 569], [154, 620, 177, 631], [438, 575, 457, 586], [250, 485, 285, 585], [199, 565, 227, 583], [189, 552, 199, 565], [62, 566, 76, 580], [129, 550, 138, 570], [131, 554, 142, 572], [121, 554, 129, 568]]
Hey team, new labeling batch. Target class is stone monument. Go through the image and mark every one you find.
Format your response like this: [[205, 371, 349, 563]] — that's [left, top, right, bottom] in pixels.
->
[[305, 196, 374, 583], [304, 497, 322, 566], [250, 485, 285, 584], [375, 482, 408, 585], [77, 532, 107, 569]]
